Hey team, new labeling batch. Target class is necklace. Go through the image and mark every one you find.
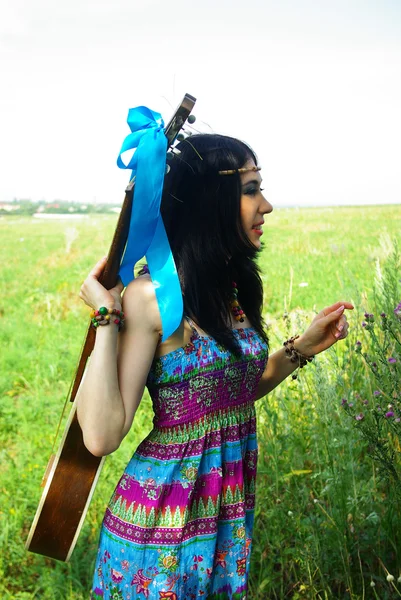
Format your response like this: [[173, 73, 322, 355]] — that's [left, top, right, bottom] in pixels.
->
[[231, 281, 246, 323]]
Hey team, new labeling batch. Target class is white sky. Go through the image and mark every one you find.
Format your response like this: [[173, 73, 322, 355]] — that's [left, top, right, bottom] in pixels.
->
[[1, 0, 401, 207]]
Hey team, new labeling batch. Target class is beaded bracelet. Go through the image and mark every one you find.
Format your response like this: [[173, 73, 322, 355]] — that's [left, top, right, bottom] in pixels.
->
[[283, 335, 314, 380], [90, 307, 125, 331]]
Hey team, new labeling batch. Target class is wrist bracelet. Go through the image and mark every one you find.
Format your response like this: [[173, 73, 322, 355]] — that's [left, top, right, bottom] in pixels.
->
[[283, 335, 314, 380], [90, 306, 125, 331]]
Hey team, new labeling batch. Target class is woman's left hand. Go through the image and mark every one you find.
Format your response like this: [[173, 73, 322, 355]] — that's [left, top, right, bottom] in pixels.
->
[[296, 301, 354, 357]]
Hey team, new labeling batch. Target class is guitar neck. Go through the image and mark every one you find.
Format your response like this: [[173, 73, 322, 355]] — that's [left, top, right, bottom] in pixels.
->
[[70, 94, 196, 401]]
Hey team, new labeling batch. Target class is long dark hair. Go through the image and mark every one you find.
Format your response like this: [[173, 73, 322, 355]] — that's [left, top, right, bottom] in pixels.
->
[[160, 133, 269, 355]]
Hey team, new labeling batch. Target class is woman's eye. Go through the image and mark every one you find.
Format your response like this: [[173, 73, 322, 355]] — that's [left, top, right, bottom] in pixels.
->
[[245, 187, 263, 196]]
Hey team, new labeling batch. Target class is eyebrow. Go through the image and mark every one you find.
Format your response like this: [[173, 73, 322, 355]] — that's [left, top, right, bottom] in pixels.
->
[[242, 178, 262, 187]]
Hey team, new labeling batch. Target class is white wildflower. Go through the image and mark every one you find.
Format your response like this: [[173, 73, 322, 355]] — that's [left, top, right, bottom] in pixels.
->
[[287, 511, 293, 517], [370, 581, 375, 587], [387, 574, 394, 582]]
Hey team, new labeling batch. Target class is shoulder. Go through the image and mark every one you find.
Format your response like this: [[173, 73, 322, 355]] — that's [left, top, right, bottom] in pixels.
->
[[122, 275, 162, 335]]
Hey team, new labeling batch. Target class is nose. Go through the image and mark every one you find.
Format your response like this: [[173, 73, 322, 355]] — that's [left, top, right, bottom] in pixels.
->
[[261, 195, 273, 214]]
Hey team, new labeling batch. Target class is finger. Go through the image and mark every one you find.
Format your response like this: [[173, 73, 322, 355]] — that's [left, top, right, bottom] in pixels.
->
[[336, 315, 348, 331], [323, 301, 354, 316], [336, 322, 349, 339], [115, 278, 125, 293], [325, 304, 346, 325], [89, 256, 108, 279]]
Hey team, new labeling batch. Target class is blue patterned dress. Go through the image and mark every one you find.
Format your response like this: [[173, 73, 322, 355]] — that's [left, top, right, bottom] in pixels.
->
[[91, 320, 268, 600]]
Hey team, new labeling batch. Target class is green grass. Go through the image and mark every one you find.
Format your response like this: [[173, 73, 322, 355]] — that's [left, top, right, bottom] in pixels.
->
[[1, 205, 401, 599]]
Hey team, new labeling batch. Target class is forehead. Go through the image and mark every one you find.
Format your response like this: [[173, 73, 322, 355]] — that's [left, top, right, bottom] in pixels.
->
[[240, 159, 262, 185]]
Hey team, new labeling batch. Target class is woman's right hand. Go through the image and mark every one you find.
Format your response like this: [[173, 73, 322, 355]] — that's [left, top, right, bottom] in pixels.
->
[[79, 256, 124, 311]]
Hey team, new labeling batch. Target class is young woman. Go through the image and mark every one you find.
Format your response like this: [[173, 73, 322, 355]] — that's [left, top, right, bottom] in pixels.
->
[[77, 134, 353, 600]]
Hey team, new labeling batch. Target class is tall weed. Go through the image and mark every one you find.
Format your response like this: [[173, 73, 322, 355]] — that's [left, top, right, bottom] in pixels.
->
[[250, 239, 401, 598]]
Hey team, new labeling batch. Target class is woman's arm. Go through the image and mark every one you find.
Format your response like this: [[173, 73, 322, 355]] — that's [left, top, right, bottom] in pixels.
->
[[76, 260, 161, 457], [255, 337, 308, 399], [255, 301, 354, 399]]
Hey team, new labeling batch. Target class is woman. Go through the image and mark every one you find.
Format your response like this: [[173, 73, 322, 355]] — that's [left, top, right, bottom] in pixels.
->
[[77, 134, 353, 599]]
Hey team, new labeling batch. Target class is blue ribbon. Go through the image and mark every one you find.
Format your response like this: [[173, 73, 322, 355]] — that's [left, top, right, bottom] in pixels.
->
[[117, 106, 183, 341]]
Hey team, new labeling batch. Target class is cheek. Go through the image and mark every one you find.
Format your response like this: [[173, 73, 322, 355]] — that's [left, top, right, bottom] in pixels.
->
[[239, 201, 254, 228]]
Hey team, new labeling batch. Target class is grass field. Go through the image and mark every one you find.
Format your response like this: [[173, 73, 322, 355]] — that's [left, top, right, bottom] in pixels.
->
[[1, 205, 401, 599]]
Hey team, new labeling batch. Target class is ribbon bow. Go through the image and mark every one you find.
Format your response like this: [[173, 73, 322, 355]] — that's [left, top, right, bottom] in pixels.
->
[[117, 106, 183, 341]]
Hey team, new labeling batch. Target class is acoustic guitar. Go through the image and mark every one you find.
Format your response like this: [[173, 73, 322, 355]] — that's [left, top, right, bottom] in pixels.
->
[[25, 93, 197, 562]]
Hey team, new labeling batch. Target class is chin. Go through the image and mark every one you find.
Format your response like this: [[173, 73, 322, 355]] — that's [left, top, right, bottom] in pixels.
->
[[248, 240, 261, 250], [246, 230, 263, 250]]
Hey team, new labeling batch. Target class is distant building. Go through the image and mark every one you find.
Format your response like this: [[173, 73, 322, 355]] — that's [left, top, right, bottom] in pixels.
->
[[0, 203, 20, 211]]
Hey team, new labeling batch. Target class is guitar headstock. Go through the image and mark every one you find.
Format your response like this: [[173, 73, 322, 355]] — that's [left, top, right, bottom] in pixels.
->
[[125, 93, 196, 192], [164, 93, 197, 145]]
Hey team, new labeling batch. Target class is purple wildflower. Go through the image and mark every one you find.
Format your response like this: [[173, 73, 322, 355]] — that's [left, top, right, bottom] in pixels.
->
[[364, 312, 369, 318], [356, 340, 362, 346], [362, 321, 367, 328], [355, 413, 364, 421], [395, 418, 401, 423], [363, 400, 369, 405], [388, 357, 397, 364], [385, 411, 394, 418], [341, 398, 347, 406], [373, 391, 381, 396], [377, 406, 382, 411], [348, 402, 354, 408]]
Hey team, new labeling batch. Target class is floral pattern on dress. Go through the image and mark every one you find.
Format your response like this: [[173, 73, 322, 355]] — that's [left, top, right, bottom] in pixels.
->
[[91, 320, 268, 599]]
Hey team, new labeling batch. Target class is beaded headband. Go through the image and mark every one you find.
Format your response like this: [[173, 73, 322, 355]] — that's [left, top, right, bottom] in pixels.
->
[[218, 166, 261, 176]]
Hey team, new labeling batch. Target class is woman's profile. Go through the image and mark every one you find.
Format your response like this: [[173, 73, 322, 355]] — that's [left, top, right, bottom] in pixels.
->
[[77, 133, 353, 599]]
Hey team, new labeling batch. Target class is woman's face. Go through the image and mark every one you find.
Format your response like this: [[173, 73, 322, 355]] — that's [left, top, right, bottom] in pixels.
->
[[240, 159, 273, 249]]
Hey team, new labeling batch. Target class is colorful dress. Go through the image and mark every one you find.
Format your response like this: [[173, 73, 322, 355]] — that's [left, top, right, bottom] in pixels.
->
[[91, 320, 268, 600]]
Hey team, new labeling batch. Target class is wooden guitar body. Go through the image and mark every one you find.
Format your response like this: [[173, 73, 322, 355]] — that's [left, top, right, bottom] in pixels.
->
[[26, 94, 196, 561], [26, 405, 104, 561]]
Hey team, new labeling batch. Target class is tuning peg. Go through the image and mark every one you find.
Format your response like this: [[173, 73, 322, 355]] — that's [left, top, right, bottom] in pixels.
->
[[165, 164, 171, 174], [166, 151, 174, 160], [187, 115, 196, 124], [177, 133, 185, 142]]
